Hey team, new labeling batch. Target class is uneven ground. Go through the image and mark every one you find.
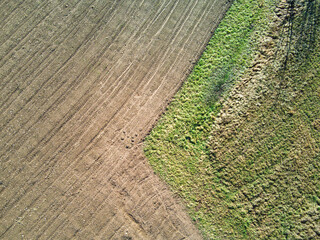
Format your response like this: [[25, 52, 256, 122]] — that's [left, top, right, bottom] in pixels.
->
[[145, 0, 320, 239], [0, 0, 232, 239], [208, 1, 320, 238]]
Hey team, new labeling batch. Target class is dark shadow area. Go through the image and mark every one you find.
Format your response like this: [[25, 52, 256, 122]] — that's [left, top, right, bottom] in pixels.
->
[[281, 0, 320, 70]]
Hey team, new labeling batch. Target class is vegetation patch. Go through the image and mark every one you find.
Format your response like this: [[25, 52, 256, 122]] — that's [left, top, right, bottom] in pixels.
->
[[145, 0, 320, 239]]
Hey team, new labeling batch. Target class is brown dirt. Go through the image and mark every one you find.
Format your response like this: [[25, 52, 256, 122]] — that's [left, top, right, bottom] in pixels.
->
[[0, 0, 232, 239]]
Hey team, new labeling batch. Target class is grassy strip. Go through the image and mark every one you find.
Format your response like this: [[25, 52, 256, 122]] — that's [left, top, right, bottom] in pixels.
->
[[144, 0, 279, 238], [207, 1, 320, 238], [208, 25, 320, 240]]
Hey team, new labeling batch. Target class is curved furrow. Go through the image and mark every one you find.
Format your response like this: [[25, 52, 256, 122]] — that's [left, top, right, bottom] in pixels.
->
[[0, 0, 128, 157], [124, 0, 225, 135], [0, 1, 61, 68], [0, 0, 165, 158], [0, 0, 178, 182], [0, 1, 51, 46], [0, 0, 122, 201], [0, 0, 139, 213], [0, 0, 91, 106], [0, 0, 113, 125], [43, 155, 150, 239], [0, 0, 148, 152], [0, 0, 148, 195], [0, 0, 233, 239], [0, 0, 25, 25], [110, 0, 213, 137], [0, 0, 218, 234], [62, 1, 231, 234]]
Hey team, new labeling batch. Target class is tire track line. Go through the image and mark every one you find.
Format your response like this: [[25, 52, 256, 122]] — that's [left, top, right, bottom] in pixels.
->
[[112, 0, 209, 136], [0, 0, 126, 214], [0, 0, 230, 238], [0, 0, 138, 182], [15, 0, 198, 222], [0, 0, 24, 25], [0, 0, 170, 177], [0, 0, 85, 110], [0, 3, 144, 227], [64, 0, 225, 234], [0, 1, 55, 55], [0, 0, 99, 110], [0, 0, 127, 137], [0, 0, 121, 154], [124, 0, 224, 135]]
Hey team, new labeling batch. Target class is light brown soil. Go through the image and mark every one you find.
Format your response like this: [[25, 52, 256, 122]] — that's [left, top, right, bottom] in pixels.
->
[[0, 0, 232, 239]]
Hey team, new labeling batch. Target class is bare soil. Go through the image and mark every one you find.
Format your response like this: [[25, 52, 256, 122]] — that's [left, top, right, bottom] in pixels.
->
[[0, 0, 232, 239]]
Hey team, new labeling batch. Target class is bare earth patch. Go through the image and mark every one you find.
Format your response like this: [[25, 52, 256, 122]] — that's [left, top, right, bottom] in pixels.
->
[[0, 0, 232, 239]]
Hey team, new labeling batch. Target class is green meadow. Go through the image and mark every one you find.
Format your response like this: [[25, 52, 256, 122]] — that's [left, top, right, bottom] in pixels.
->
[[144, 0, 320, 239]]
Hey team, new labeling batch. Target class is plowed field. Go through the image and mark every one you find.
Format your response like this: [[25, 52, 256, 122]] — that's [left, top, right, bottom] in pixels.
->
[[0, 1, 232, 239]]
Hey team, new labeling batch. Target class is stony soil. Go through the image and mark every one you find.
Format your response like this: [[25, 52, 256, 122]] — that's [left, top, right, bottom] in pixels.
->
[[0, 0, 232, 239]]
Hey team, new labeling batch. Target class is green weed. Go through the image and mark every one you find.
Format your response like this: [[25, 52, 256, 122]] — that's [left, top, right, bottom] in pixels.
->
[[145, 0, 320, 239]]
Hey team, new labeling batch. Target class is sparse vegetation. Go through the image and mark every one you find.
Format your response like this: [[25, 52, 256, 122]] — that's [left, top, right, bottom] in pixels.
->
[[144, 0, 320, 239]]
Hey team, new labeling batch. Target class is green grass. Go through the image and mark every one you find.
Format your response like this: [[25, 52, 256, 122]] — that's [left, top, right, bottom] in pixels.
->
[[207, 37, 320, 238], [144, 0, 320, 239]]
